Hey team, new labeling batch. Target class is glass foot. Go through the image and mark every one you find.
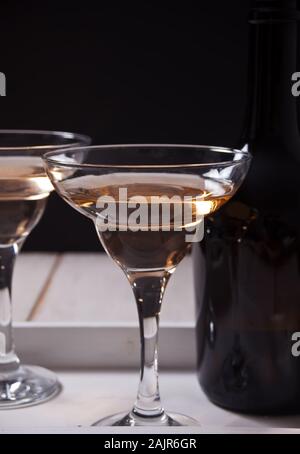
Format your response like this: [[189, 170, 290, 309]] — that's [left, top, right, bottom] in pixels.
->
[[0, 365, 62, 408], [93, 411, 199, 427]]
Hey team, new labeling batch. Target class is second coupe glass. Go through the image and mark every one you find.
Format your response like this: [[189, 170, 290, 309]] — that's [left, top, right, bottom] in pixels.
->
[[0, 130, 90, 408]]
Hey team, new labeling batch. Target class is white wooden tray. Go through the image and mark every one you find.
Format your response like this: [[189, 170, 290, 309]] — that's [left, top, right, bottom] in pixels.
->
[[2, 360, 300, 434], [1, 253, 299, 434]]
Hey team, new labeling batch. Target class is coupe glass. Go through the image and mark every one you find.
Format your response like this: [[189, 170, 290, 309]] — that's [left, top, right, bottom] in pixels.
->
[[0, 130, 90, 408], [44, 144, 251, 426]]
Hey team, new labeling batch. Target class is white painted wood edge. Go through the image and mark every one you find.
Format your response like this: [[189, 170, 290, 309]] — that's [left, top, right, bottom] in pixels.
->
[[13, 323, 196, 369]]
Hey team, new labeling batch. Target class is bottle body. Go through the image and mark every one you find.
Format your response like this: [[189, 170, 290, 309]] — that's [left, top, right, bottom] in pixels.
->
[[195, 2, 300, 413]]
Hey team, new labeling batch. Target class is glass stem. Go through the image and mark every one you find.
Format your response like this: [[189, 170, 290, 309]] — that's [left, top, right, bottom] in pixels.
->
[[0, 243, 21, 372], [128, 271, 171, 418]]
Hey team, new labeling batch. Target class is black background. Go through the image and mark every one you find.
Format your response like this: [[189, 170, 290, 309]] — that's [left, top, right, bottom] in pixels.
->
[[1, 1, 251, 251]]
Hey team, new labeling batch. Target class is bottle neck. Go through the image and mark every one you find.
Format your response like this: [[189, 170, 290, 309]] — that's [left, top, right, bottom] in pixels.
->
[[245, 13, 299, 143]]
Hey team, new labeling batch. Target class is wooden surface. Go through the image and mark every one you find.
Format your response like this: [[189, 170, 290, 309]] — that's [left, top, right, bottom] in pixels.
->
[[2, 369, 300, 433], [6, 253, 300, 434], [13, 253, 195, 324]]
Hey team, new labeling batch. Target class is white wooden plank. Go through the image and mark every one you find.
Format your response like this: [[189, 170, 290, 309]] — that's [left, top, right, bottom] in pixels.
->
[[13, 253, 58, 321], [0, 369, 300, 432], [34, 253, 195, 323]]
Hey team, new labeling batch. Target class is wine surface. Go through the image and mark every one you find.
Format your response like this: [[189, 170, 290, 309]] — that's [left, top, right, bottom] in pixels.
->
[[0, 157, 51, 244], [59, 173, 232, 271], [0, 157, 53, 200]]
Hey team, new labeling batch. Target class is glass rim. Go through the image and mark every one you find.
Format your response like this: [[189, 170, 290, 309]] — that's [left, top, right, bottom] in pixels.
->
[[43, 143, 252, 169], [0, 129, 91, 151]]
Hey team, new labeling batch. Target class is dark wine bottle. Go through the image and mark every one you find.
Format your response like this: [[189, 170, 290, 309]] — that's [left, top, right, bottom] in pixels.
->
[[194, 0, 300, 413]]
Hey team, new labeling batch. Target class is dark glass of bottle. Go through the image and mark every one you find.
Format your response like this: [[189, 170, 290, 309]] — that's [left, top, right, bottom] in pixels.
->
[[194, 0, 300, 414]]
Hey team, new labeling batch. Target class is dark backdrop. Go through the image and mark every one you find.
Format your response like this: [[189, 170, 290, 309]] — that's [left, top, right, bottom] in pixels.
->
[[1, 1, 251, 251]]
